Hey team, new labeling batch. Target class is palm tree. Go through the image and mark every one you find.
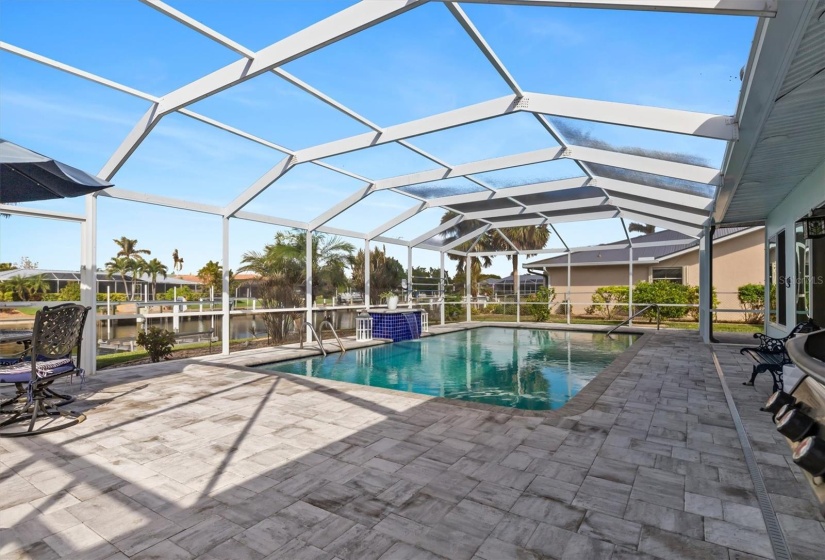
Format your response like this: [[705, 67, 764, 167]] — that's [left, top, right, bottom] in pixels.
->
[[239, 230, 354, 343], [141, 258, 168, 300], [439, 211, 497, 296], [114, 237, 151, 260], [113, 238, 151, 299], [439, 212, 551, 298], [350, 245, 405, 303], [496, 225, 550, 298], [3, 275, 29, 301], [24, 274, 51, 300], [172, 249, 184, 272], [628, 222, 656, 235], [105, 256, 131, 297]]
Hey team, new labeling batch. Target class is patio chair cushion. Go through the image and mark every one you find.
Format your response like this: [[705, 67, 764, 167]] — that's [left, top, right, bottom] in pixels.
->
[[0, 357, 74, 383]]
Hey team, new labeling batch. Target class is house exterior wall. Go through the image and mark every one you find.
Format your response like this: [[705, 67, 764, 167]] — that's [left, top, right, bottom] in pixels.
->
[[765, 158, 825, 336], [539, 228, 765, 322], [545, 265, 649, 315], [658, 228, 764, 321]]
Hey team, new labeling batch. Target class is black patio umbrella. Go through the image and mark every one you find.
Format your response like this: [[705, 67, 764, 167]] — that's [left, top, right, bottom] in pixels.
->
[[0, 138, 113, 203]]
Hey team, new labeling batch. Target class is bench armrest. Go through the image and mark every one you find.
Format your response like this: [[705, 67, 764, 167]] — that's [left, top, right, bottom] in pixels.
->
[[752, 333, 787, 353]]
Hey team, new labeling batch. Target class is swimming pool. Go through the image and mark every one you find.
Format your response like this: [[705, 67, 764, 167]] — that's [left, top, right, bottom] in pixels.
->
[[259, 327, 637, 410]]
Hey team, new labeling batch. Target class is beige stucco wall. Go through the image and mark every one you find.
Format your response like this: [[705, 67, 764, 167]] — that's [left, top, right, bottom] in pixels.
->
[[540, 229, 765, 322], [658, 228, 764, 320], [545, 264, 649, 315]]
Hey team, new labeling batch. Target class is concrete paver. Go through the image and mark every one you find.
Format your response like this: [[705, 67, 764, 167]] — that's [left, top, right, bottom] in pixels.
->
[[1, 329, 823, 559]]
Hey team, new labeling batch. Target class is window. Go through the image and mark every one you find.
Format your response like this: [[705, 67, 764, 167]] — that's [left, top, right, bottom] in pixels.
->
[[768, 231, 787, 326], [652, 267, 683, 284], [795, 221, 810, 322]]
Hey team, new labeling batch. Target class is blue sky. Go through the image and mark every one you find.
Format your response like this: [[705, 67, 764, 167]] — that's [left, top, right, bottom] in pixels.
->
[[0, 0, 756, 279]]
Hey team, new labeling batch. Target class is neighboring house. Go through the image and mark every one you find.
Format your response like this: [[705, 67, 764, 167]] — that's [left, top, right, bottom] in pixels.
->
[[0, 268, 200, 297], [524, 227, 765, 321], [486, 274, 546, 296], [176, 273, 262, 298]]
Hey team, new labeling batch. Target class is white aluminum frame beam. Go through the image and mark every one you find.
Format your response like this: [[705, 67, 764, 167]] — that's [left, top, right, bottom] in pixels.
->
[[374, 147, 565, 191], [369, 202, 428, 239], [0, 204, 85, 223], [102, 1, 425, 178], [0, 42, 159, 102], [595, 177, 712, 210], [233, 210, 307, 230], [297, 95, 520, 163], [619, 210, 702, 237], [446, 3, 523, 96], [410, 215, 464, 247], [454, 196, 608, 220], [422, 177, 590, 207], [526, 93, 737, 140], [291, 91, 735, 165], [158, 0, 425, 114], [568, 146, 721, 185], [441, 224, 491, 252], [99, 188, 223, 215], [138, 0, 256, 58], [606, 195, 710, 226], [225, 156, 296, 216], [437, 1, 777, 17], [307, 183, 374, 230], [531, 209, 619, 224]]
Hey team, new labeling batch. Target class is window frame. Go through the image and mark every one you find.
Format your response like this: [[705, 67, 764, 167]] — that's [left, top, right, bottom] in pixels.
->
[[651, 267, 684, 285]]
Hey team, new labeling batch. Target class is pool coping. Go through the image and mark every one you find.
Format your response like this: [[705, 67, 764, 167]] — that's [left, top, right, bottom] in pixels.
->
[[248, 323, 653, 419]]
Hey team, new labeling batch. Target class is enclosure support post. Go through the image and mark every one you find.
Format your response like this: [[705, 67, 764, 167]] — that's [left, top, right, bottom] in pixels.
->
[[80, 195, 97, 376], [364, 238, 371, 310], [516, 258, 521, 324], [221, 217, 230, 355], [306, 229, 313, 344], [628, 246, 634, 326], [466, 255, 471, 322], [567, 252, 572, 325], [699, 225, 716, 343], [407, 246, 413, 308], [440, 251, 445, 325]]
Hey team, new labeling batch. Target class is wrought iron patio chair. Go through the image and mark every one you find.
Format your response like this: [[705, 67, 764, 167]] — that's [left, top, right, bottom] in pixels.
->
[[0, 304, 90, 436]]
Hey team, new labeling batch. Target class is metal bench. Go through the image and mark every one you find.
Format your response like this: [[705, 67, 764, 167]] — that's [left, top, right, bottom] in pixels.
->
[[740, 319, 820, 392]]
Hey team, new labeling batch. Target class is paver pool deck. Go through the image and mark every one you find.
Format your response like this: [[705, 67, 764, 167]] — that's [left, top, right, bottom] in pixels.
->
[[2, 328, 824, 559]]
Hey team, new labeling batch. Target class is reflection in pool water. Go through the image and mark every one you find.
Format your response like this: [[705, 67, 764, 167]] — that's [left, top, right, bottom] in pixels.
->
[[258, 327, 637, 410]]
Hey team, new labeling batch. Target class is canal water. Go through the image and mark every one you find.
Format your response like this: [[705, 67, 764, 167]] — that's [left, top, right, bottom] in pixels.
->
[[96, 309, 361, 344]]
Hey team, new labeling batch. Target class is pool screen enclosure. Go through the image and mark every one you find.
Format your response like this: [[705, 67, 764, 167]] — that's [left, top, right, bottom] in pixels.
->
[[2, 0, 818, 376]]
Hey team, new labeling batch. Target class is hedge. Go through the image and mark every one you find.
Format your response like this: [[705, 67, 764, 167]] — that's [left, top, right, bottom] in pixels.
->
[[585, 286, 629, 319], [524, 286, 556, 322], [738, 283, 766, 324]]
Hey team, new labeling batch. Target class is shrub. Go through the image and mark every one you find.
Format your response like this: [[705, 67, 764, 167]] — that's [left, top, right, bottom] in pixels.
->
[[160, 286, 198, 302], [632, 281, 690, 321], [738, 283, 766, 324], [524, 286, 556, 322], [136, 327, 176, 362], [585, 286, 629, 319], [685, 285, 719, 321], [444, 294, 463, 321], [96, 292, 128, 302]]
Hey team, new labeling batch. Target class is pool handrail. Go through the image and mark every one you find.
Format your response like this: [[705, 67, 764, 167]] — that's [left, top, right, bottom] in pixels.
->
[[319, 317, 345, 354], [304, 323, 327, 357], [606, 304, 660, 337]]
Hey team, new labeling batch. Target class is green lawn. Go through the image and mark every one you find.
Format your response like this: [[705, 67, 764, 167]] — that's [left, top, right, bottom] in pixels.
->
[[95, 340, 214, 369]]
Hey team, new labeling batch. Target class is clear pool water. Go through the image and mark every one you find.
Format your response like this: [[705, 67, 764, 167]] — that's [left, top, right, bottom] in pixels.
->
[[259, 327, 638, 410]]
